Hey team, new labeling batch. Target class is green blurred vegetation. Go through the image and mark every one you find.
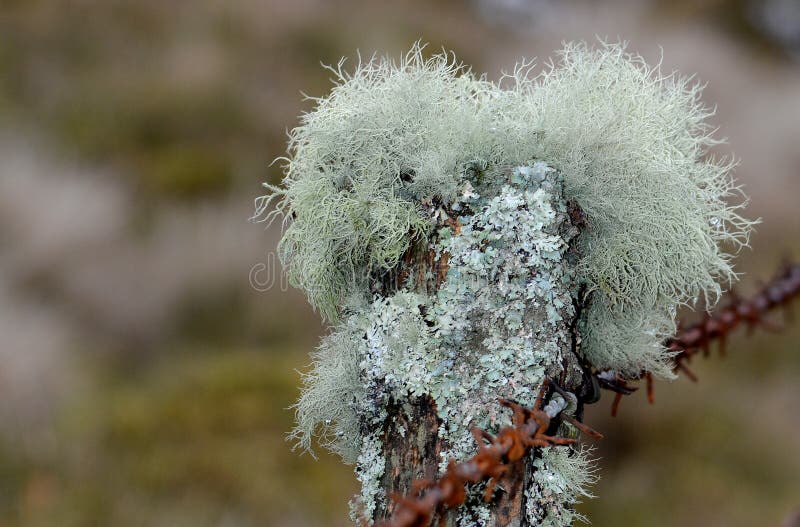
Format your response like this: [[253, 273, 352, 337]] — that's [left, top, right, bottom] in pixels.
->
[[579, 321, 800, 527], [1, 349, 355, 527], [0, 1, 797, 526], [0, 1, 278, 201], [52, 84, 241, 197]]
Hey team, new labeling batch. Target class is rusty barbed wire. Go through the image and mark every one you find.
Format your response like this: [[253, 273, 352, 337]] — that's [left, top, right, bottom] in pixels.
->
[[601, 262, 800, 414], [378, 379, 602, 527], [379, 263, 800, 525]]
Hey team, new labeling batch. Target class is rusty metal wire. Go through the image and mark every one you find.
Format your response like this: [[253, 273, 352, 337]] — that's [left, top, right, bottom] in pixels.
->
[[602, 262, 800, 414], [380, 263, 800, 524], [378, 380, 602, 527]]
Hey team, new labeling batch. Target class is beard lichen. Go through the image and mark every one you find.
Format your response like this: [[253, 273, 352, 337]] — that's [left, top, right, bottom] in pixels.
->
[[527, 447, 597, 527], [261, 41, 754, 525]]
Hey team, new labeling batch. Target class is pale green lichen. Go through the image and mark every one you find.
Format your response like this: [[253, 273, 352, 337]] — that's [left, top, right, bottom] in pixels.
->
[[527, 447, 597, 527], [297, 163, 587, 522], [265, 41, 755, 525], [510, 44, 754, 376], [427, 165, 575, 466], [350, 431, 386, 522], [254, 48, 489, 321], [289, 302, 369, 461], [259, 41, 752, 378]]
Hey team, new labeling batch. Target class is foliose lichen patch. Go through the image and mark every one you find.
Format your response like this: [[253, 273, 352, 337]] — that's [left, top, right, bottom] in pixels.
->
[[309, 162, 587, 524]]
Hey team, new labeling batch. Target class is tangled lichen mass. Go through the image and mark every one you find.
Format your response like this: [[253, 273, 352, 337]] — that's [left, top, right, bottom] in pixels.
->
[[258, 41, 753, 525]]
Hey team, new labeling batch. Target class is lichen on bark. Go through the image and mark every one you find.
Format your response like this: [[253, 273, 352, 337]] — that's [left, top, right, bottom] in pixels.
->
[[340, 162, 592, 525], [260, 41, 754, 526]]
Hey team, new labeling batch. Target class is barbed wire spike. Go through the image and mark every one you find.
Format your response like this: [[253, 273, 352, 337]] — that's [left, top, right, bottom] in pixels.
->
[[601, 262, 800, 415]]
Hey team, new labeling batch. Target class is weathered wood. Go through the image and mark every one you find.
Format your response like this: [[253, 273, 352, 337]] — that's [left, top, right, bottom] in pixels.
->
[[378, 396, 442, 520], [491, 458, 527, 527], [373, 228, 451, 523]]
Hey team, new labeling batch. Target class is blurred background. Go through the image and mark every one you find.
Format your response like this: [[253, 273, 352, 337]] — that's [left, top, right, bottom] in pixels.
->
[[0, 1, 798, 526]]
